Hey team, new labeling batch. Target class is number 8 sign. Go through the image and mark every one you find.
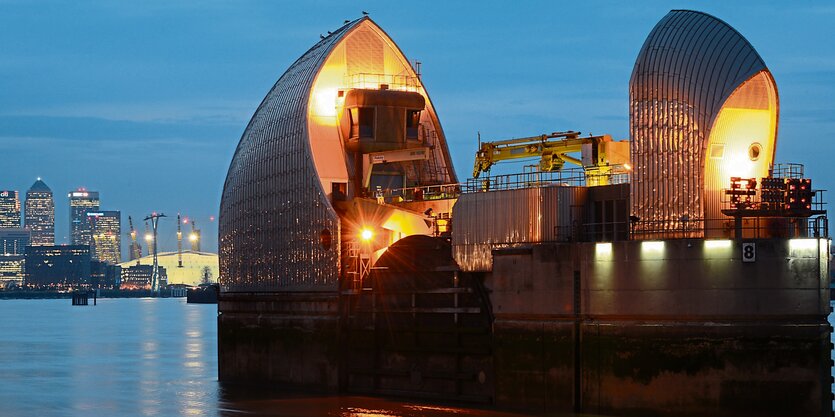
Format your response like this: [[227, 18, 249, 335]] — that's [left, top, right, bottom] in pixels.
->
[[742, 242, 756, 263]]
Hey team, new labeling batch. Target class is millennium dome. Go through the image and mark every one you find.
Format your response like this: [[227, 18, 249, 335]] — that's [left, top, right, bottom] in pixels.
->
[[629, 10, 779, 237]]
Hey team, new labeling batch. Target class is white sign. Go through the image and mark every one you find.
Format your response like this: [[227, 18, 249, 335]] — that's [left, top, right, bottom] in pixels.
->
[[742, 242, 756, 263]]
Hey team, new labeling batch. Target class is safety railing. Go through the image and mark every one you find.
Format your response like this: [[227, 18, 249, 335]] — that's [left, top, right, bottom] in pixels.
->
[[344, 73, 421, 92], [366, 183, 461, 204], [463, 168, 630, 193], [557, 216, 829, 242]]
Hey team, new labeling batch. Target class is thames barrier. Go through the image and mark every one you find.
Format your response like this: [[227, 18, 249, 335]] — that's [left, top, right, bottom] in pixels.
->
[[218, 10, 832, 417]]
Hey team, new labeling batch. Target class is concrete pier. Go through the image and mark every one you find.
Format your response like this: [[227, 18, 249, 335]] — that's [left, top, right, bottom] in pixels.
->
[[218, 236, 831, 416], [489, 238, 831, 416]]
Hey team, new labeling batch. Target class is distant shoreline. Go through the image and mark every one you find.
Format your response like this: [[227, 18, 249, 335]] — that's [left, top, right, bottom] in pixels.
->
[[0, 290, 178, 300]]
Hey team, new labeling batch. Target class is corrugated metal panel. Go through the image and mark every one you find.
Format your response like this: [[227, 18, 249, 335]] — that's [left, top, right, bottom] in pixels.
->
[[218, 21, 359, 292], [452, 186, 586, 272], [629, 10, 775, 237]]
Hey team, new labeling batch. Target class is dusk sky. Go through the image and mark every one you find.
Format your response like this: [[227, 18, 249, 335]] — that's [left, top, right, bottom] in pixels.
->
[[2, 1, 834, 255]]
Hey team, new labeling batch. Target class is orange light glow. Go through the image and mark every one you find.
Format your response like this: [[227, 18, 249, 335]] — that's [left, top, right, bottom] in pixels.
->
[[360, 228, 373, 241]]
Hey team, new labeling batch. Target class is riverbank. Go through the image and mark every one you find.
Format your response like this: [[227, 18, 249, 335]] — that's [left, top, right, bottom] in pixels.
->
[[0, 289, 177, 299]]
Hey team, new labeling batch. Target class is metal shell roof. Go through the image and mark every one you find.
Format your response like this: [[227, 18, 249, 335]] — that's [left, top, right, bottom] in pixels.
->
[[629, 10, 776, 233], [219, 19, 359, 292]]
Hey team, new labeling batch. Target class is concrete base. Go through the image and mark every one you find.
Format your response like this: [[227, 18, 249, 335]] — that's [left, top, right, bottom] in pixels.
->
[[218, 292, 341, 390], [488, 238, 832, 416]]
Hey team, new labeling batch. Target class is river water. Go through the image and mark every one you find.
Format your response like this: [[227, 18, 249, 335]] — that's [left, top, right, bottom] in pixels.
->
[[0, 298, 830, 416]]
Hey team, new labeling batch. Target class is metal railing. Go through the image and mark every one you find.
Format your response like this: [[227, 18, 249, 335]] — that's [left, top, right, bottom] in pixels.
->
[[367, 183, 461, 203], [463, 168, 630, 193], [344, 73, 421, 92], [555, 216, 829, 242]]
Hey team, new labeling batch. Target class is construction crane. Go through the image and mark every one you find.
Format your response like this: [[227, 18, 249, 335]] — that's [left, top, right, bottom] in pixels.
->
[[472, 130, 630, 186], [177, 214, 183, 268], [190, 220, 201, 252], [128, 216, 141, 263]]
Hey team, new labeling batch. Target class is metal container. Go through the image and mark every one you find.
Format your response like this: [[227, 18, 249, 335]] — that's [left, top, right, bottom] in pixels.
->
[[452, 186, 587, 271]]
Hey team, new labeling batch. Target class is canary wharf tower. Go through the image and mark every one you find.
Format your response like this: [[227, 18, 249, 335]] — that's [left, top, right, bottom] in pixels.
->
[[24, 179, 55, 246]]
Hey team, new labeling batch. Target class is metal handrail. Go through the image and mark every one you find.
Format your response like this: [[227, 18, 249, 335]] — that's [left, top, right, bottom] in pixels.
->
[[462, 168, 630, 193]]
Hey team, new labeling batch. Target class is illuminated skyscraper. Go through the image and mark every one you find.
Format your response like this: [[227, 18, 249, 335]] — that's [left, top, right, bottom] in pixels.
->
[[68, 189, 100, 246], [24, 179, 54, 245], [87, 210, 121, 264], [0, 191, 21, 228], [0, 228, 28, 286]]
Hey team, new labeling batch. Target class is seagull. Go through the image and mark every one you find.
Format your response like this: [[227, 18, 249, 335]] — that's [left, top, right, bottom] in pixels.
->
[[327, 31, 332, 35], [362, 11, 369, 16], [344, 19, 350, 24], [320, 34, 325, 40]]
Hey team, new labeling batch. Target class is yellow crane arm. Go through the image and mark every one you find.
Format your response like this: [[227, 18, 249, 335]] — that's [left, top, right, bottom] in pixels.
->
[[473, 131, 608, 177]]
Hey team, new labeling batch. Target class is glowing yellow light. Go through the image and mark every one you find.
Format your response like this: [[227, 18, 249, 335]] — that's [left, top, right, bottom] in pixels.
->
[[789, 238, 817, 251], [144, 233, 153, 242], [623, 163, 632, 171], [595, 242, 612, 260], [704, 239, 732, 250], [189, 233, 198, 242], [312, 87, 338, 117], [641, 241, 665, 257], [360, 228, 373, 241]]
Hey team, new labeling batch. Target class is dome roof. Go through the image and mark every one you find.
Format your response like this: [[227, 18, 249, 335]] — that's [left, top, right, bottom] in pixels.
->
[[118, 250, 219, 286]]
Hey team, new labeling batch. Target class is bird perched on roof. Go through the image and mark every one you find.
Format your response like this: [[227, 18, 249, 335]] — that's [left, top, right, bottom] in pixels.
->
[[327, 31, 332, 35], [344, 19, 350, 24], [319, 34, 324, 40], [362, 11, 369, 16]]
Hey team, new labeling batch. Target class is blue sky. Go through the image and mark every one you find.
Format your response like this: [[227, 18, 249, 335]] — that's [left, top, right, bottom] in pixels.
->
[[2, 1, 834, 255]]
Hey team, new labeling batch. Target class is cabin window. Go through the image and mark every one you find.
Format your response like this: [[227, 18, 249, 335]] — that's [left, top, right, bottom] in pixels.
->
[[349, 107, 374, 139], [406, 110, 421, 140]]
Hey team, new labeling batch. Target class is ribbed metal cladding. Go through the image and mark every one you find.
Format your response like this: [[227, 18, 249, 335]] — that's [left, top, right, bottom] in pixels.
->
[[218, 20, 361, 292], [629, 10, 773, 236], [452, 186, 587, 272]]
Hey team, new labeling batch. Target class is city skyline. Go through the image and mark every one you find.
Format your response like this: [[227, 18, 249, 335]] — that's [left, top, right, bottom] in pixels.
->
[[1, 2, 833, 249]]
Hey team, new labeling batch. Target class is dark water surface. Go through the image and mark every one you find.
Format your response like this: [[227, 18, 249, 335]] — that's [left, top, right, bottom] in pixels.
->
[[0, 298, 576, 417], [0, 298, 831, 416]]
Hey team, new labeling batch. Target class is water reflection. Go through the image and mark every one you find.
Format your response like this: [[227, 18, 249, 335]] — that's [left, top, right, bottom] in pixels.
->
[[0, 298, 829, 416]]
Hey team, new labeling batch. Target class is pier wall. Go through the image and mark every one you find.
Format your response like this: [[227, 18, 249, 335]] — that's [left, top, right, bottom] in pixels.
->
[[489, 238, 831, 416], [218, 292, 341, 390]]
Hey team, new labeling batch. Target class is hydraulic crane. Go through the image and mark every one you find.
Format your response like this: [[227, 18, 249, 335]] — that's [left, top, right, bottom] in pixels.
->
[[472, 130, 630, 186]]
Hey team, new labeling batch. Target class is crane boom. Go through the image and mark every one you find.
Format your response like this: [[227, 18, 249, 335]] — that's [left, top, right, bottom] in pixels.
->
[[472, 130, 630, 186], [128, 216, 141, 262], [177, 214, 183, 268]]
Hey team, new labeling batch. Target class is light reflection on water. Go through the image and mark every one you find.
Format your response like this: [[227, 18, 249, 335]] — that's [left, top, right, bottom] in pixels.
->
[[0, 298, 831, 416]]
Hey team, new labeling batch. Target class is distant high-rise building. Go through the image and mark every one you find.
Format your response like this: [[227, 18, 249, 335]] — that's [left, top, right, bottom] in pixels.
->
[[0, 228, 30, 255], [87, 210, 121, 264], [69, 189, 100, 246], [0, 228, 30, 286], [24, 179, 54, 245], [24, 244, 91, 287], [0, 191, 21, 228]]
